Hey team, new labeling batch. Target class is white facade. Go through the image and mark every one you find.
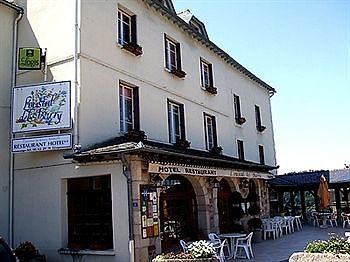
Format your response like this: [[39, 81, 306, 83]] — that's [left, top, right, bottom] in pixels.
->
[[12, 0, 277, 261], [0, 0, 23, 242]]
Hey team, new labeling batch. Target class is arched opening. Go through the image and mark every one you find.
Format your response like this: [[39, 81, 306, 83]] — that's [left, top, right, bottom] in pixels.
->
[[217, 179, 232, 233], [159, 175, 198, 250]]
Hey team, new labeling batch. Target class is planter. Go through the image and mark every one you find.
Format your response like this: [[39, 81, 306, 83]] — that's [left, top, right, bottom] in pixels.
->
[[124, 129, 146, 142], [289, 252, 350, 262], [170, 68, 187, 78], [252, 229, 262, 243], [152, 258, 218, 262], [122, 43, 143, 56]]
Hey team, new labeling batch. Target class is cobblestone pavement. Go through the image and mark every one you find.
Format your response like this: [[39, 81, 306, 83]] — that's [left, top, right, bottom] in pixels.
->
[[231, 225, 349, 262]]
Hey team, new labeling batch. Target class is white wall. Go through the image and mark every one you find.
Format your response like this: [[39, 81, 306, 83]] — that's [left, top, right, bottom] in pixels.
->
[[77, 0, 276, 166], [14, 161, 130, 262], [0, 4, 17, 241]]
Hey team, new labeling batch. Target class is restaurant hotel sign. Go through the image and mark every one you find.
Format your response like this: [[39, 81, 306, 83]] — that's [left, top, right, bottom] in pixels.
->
[[12, 81, 72, 152], [148, 163, 274, 179]]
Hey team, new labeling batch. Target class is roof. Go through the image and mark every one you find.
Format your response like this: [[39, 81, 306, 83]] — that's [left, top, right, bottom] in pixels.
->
[[65, 136, 277, 173], [141, 0, 276, 94], [0, 0, 24, 13], [270, 170, 330, 188], [177, 9, 209, 39], [330, 168, 350, 184]]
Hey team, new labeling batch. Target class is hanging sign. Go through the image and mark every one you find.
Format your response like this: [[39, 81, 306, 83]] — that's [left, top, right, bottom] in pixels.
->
[[12, 134, 72, 153], [18, 47, 42, 70], [12, 81, 71, 133], [140, 185, 159, 239]]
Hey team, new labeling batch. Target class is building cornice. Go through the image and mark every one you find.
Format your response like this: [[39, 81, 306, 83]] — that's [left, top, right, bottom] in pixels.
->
[[141, 0, 276, 95]]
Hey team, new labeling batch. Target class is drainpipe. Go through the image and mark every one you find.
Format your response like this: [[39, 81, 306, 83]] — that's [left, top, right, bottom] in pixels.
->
[[73, 0, 81, 148], [121, 154, 135, 262], [5, 0, 24, 248]]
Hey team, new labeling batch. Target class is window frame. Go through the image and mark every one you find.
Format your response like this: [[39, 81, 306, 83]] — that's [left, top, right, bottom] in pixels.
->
[[167, 99, 185, 144], [118, 9, 137, 46], [119, 81, 139, 133], [233, 94, 242, 124], [200, 58, 213, 89], [258, 145, 265, 165], [255, 105, 262, 128], [237, 139, 245, 160], [203, 113, 217, 150]]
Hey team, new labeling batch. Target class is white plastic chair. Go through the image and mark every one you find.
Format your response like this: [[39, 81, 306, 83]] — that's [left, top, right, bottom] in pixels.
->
[[180, 240, 189, 253], [263, 220, 277, 240], [341, 213, 350, 228], [215, 239, 227, 262], [208, 233, 231, 258], [234, 232, 254, 259], [294, 215, 303, 230], [326, 213, 338, 227]]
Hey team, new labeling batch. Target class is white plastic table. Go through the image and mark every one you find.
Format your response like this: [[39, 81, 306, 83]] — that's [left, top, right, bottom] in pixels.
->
[[219, 232, 246, 259]]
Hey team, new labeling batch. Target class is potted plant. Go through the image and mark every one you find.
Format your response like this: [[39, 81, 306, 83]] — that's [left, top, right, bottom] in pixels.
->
[[152, 240, 218, 261], [14, 241, 46, 262], [247, 218, 263, 243]]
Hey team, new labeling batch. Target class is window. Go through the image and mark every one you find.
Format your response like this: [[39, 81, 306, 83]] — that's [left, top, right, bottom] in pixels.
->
[[255, 105, 266, 132], [203, 113, 217, 150], [237, 139, 244, 160], [118, 9, 135, 45], [200, 59, 213, 88], [258, 145, 265, 164], [233, 94, 245, 125], [67, 175, 113, 250], [167, 100, 185, 144], [164, 35, 186, 78], [118, 8, 142, 55], [119, 82, 139, 133]]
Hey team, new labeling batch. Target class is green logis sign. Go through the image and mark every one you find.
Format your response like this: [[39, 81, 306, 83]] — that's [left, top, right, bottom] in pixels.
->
[[18, 47, 42, 70]]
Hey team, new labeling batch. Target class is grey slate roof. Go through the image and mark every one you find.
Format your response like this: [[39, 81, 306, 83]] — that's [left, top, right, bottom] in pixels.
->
[[330, 169, 350, 183]]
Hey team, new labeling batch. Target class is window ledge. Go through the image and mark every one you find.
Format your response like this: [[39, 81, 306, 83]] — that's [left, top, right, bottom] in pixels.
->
[[121, 43, 143, 56], [204, 86, 217, 95], [170, 68, 186, 78], [58, 248, 115, 256]]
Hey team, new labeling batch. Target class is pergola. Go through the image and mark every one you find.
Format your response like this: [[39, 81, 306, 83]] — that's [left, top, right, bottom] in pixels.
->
[[269, 169, 350, 219]]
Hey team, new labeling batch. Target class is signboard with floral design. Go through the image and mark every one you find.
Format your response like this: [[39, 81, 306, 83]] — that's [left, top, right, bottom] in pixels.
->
[[12, 81, 71, 133]]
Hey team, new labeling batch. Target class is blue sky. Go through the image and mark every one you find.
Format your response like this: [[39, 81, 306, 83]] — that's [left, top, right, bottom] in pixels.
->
[[173, 0, 350, 174]]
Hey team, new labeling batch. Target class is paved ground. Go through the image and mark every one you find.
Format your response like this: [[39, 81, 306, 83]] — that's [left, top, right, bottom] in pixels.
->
[[231, 225, 350, 262]]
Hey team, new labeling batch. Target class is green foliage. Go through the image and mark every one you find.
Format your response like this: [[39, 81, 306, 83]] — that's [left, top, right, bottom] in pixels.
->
[[14, 241, 38, 262], [188, 240, 216, 258], [305, 236, 350, 255], [248, 218, 263, 230], [154, 252, 194, 260]]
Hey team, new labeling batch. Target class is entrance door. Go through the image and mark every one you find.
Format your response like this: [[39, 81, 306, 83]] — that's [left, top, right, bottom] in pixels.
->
[[218, 179, 232, 233], [160, 175, 198, 250]]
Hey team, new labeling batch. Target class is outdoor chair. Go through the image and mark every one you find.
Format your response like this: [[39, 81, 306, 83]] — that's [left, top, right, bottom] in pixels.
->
[[311, 212, 321, 227], [262, 220, 277, 240], [280, 219, 291, 235], [326, 213, 338, 227], [234, 232, 254, 259], [208, 233, 231, 258], [341, 213, 350, 228], [215, 239, 227, 262], [294, 215, 303, 230], [180, 240, 189, 253]]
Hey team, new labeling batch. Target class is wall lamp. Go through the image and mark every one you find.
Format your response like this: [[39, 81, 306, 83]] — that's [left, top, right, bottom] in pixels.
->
[[208, 177, 220, 189]]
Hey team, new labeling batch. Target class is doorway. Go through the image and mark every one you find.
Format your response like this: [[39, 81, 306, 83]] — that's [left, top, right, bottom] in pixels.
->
[[159, 175, 198, 250]]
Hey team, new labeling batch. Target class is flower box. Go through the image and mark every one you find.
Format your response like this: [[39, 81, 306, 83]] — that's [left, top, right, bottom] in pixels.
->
[[175, 139, 191, 149], [170, 68, 187, 78], [236, 117, 246, 125], [290, 252, 350, 262], [205, 86, 217, 95], [124, 129, 146, 142], [257, 125, 266, 132], [122, 43, 143, 56], [210, 146, 223, 155], [152, 258, 218, 262]]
